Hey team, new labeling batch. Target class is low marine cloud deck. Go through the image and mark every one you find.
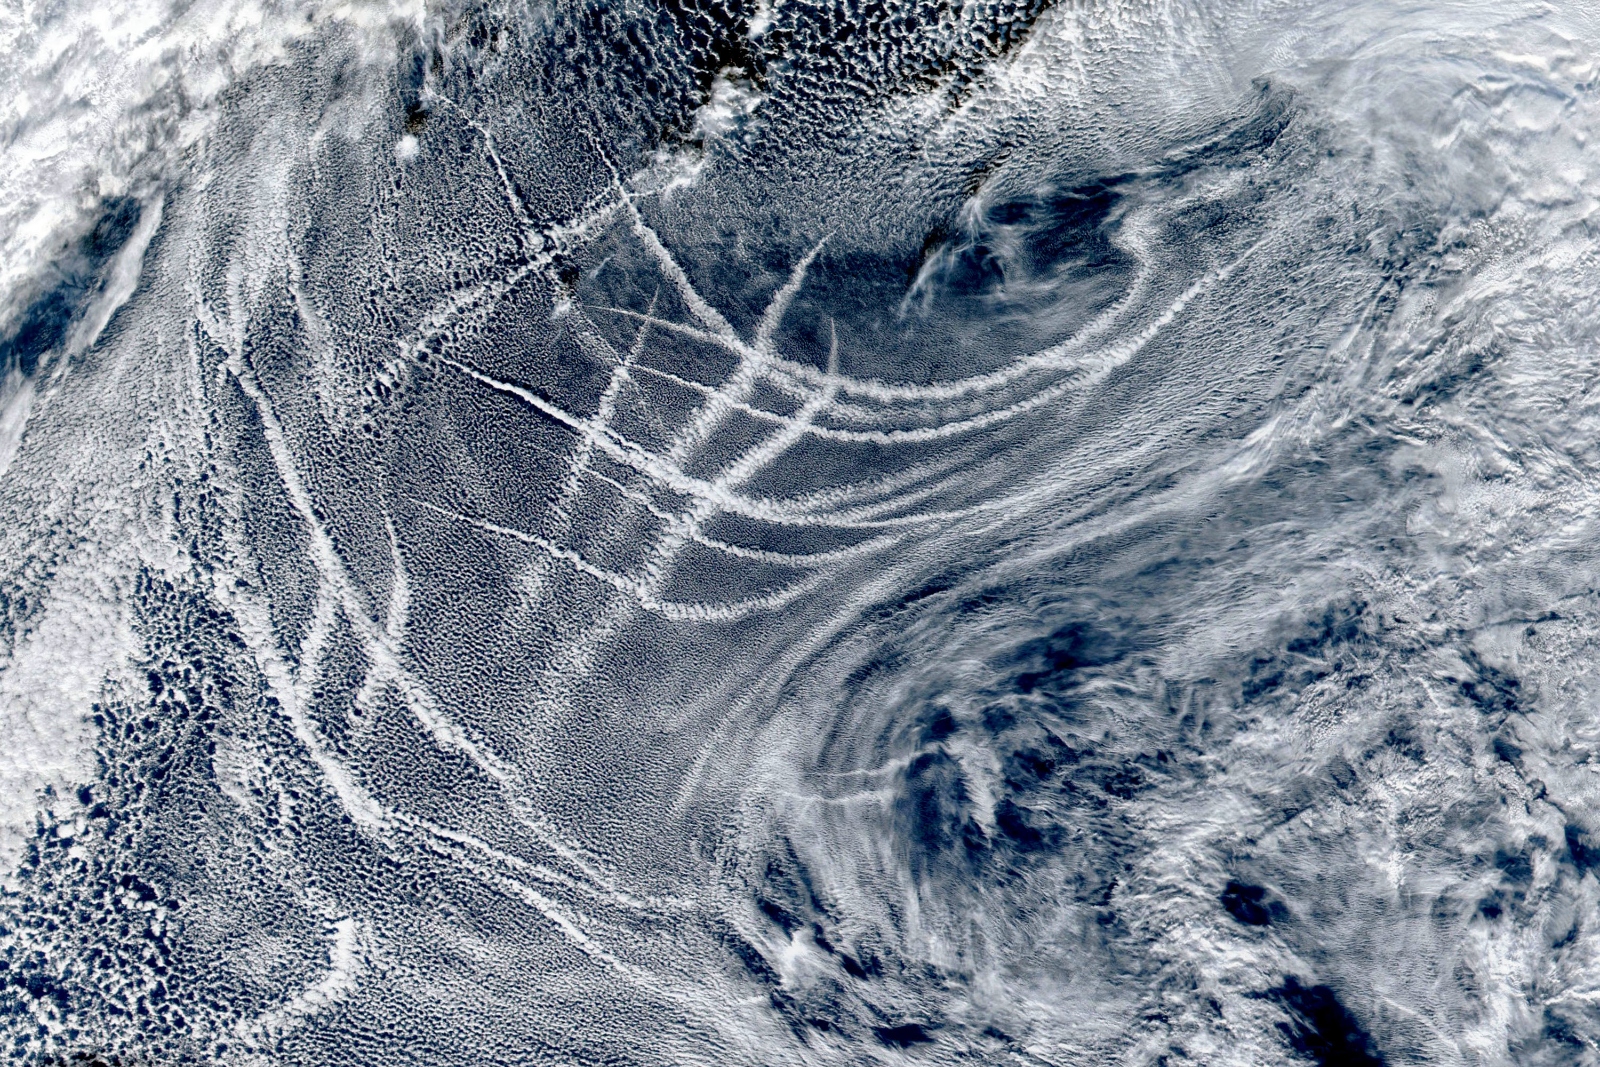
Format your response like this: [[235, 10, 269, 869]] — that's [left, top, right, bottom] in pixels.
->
[[3, 0, 1600, 1064]]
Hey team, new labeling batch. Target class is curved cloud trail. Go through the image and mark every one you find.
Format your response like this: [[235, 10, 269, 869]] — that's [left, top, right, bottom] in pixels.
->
[[6, 0, 1600, 1065]]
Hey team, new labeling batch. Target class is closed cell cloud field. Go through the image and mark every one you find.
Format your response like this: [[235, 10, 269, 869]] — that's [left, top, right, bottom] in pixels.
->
[[4, 0, 1600, 1064]]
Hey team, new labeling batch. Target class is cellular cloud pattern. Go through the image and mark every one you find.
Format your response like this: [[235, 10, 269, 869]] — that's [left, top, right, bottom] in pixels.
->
[[5, 0, 1600, 1064]]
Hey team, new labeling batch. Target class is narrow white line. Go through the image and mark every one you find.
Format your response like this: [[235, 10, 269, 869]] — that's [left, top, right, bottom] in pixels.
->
[[623, 198, 740, 341], [200, 308, 516, 784], [414, 500, 831, 622], [754, 233, 830, 352]]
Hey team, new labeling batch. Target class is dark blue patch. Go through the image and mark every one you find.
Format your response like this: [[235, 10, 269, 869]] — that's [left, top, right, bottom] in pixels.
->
[[4, 286, 78, 378], [1240, 656, 1290, 702], [1542, 1010, 1587, 1048], [994, 798, 1051, 851], [875, 1023, 934, 1047], [843, 649, 906, 689], [895, 749, 982, 865], [920, 707, 958, 743], [838, 950, 882, 981], [723, 927, 781, 986], [981, 704, 1016, 733], [812, 921, 889, 979], [1491, 736, 1522, 765], [901, 80, 1293, 340], [1003, 732, 1080, 787], [892, 577, 956, 613], [0, 197, 142, 380], [1566, 825, 1600, 875], [1010, 622, 1122, 694], [83, 198, 142, 266], [754, 841, 831, 936], [1221, 881, 1288, 927], [910, 180, 1127, 305], [958, 590, 1005, 615], [1270, 977, 1385, 1067], [1326, 757, 1357, 791], [1456, 652, 1520, 718], [741, 167, 1143, 384], [20, 970, 69, 1010], [1091, 763, 1146, 800], [1381, 718, 1424, 762], [759, 897, 801, 934], [1241, 603, 1368, 703], [401, 46, 430, 131], [1494, 849, 1533, 886], [1285, 602, 1367, 657]]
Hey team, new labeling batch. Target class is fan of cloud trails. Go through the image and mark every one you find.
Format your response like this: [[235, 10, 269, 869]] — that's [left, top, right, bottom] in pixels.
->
[[5, 0, 1600, 1065]]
